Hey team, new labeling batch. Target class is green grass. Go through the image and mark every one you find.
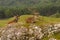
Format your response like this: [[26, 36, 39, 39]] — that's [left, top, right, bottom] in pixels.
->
[[42, 33, 60, 40], [19, 15, 60, 27], [53, 33, 60, 40], [0, 15, 60, 27]]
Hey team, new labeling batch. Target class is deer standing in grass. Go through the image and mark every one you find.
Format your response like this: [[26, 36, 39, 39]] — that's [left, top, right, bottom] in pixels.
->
[[26, 11, 40, 24], [7, 15, 19, 26]]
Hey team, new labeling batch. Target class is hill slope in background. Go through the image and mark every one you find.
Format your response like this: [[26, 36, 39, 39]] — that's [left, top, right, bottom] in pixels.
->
[[0, 0, 41, 6], [0, 0, 60, 7], [0, 0, 60, 18]]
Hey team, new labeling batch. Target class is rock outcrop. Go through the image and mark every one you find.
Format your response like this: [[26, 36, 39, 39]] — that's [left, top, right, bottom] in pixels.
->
[[0, 24, 60, 40]]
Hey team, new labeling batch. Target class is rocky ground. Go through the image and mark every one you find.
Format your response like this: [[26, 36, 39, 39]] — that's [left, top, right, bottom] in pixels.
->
[[0, 23, 60, 40]]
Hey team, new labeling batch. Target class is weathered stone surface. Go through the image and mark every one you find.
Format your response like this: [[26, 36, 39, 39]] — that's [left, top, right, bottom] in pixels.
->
[[0, 24, 60, 40]]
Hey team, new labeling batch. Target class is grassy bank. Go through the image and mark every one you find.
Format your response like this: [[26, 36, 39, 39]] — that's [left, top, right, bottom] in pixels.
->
[[0, 15, 60, 27]]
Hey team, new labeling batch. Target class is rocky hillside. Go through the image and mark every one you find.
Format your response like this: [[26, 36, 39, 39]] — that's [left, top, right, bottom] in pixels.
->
[[0, 23, 60, 40]]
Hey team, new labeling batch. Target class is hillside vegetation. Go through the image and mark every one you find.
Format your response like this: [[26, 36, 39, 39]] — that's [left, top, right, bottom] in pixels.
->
[[0, 0, 60, 7], [0, 0, 60, 19]]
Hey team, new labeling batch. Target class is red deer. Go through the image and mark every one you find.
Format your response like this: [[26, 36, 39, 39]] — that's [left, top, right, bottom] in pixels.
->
[[26, 11, 40, 23], [26, 17, 34, 23], [8, 15, 19, 24]]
